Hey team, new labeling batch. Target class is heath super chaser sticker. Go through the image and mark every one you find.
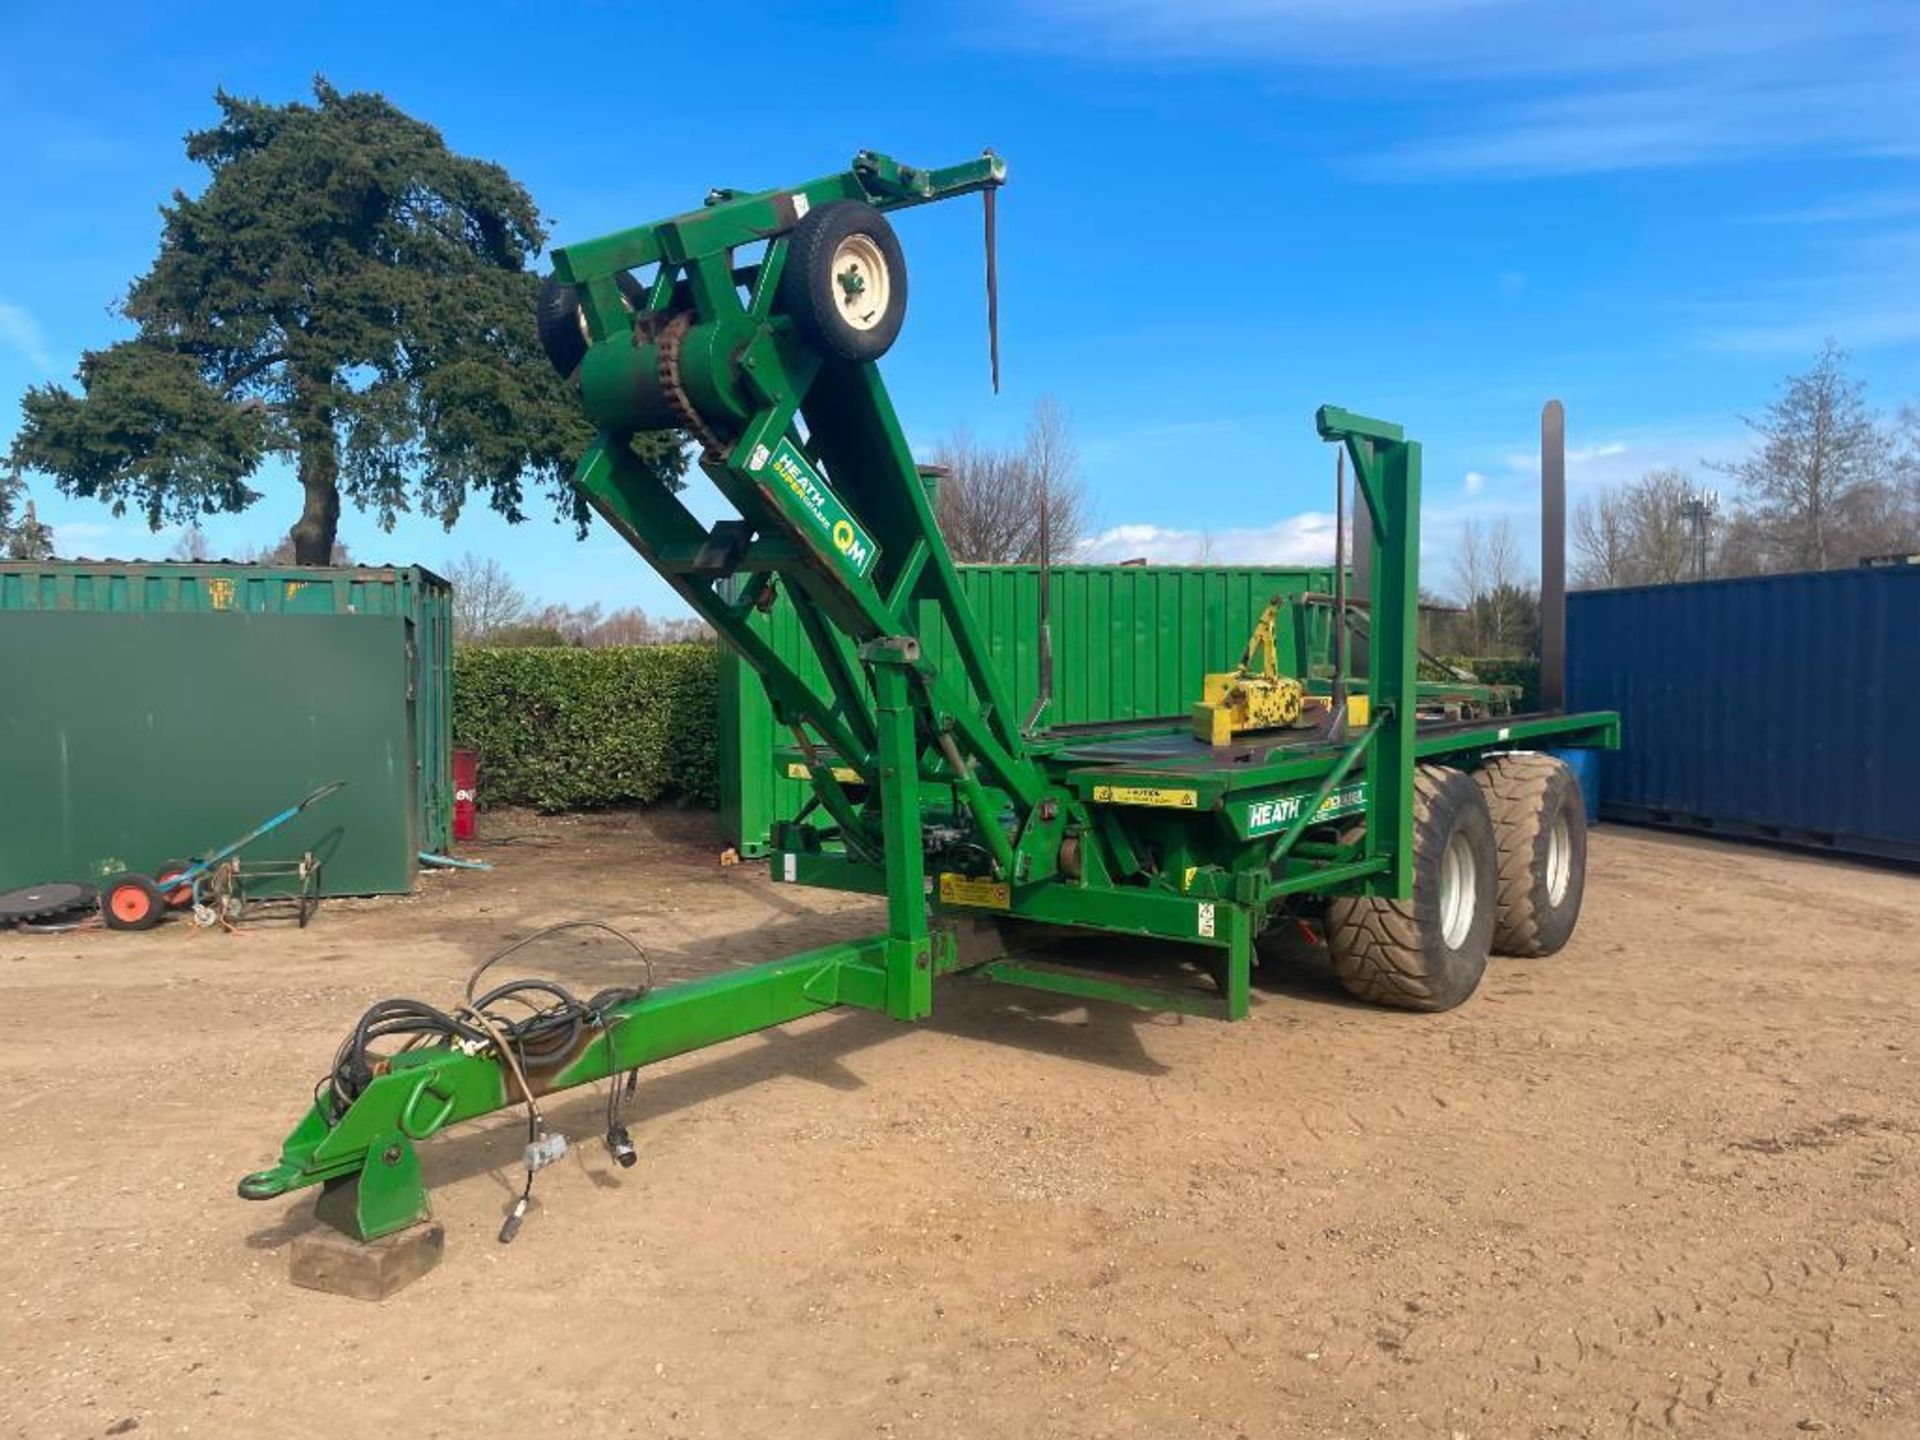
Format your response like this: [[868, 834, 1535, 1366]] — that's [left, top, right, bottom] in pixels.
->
[[1238, 782, 1369, 838], [748, 438, 879, 579]]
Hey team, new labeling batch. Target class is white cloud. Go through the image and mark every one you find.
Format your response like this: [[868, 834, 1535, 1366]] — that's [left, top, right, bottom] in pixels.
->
[[1365, 73, 1920, 179], [994, 1, 1919, 179], [1499, 438, 1631, 480], [1695, 294, 1920, 357], [49, 518, 173, 559], [1567, 441, 1628, 464], [0, 301, 54, 373], [1752, 188, 1920, 226], [1676, 217, 1920, 357], [1462, 470, 1486, 495], [1077, 513, 1336, 566]]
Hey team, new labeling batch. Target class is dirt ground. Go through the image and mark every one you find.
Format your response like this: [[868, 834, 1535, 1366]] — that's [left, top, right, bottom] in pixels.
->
[[1, 810, 1916, 1440]]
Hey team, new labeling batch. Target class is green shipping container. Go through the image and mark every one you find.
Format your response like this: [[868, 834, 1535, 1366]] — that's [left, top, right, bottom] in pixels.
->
[[720, 563, 1337, 855], [0, 561, 453, 897]]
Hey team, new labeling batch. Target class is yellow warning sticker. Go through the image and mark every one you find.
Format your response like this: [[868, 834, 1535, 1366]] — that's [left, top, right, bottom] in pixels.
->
[[784, 762, 862, 784], [1092, 784, 1199, 810], [938, 873, 1010, 910]]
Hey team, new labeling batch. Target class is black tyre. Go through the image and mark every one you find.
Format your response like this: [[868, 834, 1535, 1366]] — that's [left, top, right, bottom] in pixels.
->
[[1326, 765, 1497, 1012], [101, 873, 168, 932], [779, 201, 907, 363], [536, 271, 647, 379], [1474, 754, 1587, 957]]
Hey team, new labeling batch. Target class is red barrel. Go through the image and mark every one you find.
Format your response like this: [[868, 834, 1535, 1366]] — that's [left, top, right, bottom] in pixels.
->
[[453, 749, 479, 841]]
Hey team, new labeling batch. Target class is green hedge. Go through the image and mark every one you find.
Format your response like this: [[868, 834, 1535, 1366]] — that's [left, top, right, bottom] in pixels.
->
[[1436, 655, 1541, 711], [453, 644, 720, 811], [451, 645, 1545, 814]]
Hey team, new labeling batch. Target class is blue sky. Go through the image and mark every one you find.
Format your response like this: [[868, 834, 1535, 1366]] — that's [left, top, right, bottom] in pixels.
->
[[3, 0, 1917, 614]]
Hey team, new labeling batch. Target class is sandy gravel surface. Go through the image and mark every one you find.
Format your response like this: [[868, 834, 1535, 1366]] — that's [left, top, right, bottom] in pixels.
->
[[1, 811, 1914, 1440]]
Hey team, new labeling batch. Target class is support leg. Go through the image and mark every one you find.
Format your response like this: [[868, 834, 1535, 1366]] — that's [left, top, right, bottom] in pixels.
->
[[1222, 904, 1253, 1022], [867, 644, 932, 1020], [311, 1129, 429, 1240]]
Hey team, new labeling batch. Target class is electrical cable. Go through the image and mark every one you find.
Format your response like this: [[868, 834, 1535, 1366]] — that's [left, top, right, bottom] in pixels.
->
[[314, 921, 656, 1239]]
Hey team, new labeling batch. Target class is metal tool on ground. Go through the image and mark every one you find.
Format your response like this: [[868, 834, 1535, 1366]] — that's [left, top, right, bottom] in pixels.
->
[[1191, 594, 1313, 744], [239, 150, 1617, 1268], [192, 851, 324, 931], [102, 781, 345, 932]]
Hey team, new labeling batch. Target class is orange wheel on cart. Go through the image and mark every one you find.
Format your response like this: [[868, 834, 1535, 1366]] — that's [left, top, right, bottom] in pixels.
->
[[101, 873, 168, 932], [152, 859, 194, 909]]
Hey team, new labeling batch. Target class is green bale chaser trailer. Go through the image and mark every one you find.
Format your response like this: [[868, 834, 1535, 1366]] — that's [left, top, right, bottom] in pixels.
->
[[241, 151, 1617, 1254]]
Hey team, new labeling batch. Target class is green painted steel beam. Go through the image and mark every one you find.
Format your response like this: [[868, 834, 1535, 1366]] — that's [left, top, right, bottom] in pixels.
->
[[239, 934, 915, 1228], [1414, 713, 1621, 756], [553, 151, 1003, 325]]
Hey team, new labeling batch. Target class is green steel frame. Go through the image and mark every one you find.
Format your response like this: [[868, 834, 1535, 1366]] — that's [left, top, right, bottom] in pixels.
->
[[240, 151, 1618, 1239]]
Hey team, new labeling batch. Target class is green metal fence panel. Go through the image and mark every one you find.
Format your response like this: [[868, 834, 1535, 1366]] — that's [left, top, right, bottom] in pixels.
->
[[0, 611, 418, 894], [0, 561, 453, 883], [721, 564, 1336, 854]]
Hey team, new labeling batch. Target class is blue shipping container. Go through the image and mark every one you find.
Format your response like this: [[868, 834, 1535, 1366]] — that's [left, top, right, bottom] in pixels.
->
[[1566, 564, 1920, 865]]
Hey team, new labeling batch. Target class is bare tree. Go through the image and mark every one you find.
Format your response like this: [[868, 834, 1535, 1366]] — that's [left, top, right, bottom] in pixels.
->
[[1712, 509, 1775, 577], [1451, 520, 1487, 652], [0, 475, 54, 560], [930, 397, 1091, 564], [239, 536, 353, 565], [1895, 404, 1920, 551], [1715, 342, 1885, 570], [1025, 395, 1085, 566], [1572, 489, 1632, 588], [169, 526, 213, 561], [1573, 468, 1727, 586], [448, 551, 528, 643], [517, 601, 713, 647], [656, 615, 712, 643], [1446, 518, 1537, 655], [929, 428, 1023, 562], [1622, 468, 1698, 584], [1481, 517, 1533, 653], [163, 528, 353, 564]]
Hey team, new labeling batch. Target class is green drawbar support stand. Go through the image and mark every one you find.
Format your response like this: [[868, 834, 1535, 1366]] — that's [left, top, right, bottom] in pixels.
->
[[866, 637, 934, 1022], [312, 1130, 429, 1241]]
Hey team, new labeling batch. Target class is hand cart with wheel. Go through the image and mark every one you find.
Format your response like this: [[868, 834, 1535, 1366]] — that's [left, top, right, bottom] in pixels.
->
[[99, 781, 346, 932]]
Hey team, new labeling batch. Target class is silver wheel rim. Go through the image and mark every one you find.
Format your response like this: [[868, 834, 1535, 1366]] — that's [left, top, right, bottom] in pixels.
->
[[831, 233, 891, 331], [1545, 811, 1572, 906], [1438, 829, 1477, 949]]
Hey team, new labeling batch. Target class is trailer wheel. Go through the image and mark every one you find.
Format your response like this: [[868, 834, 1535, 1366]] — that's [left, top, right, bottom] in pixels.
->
[[1326, 765, 1497, 1012], [1474, 753, 1587, 957], [101, 874, 168, 932], [536, 271, 647, 379], [780, 201, 908, 363]]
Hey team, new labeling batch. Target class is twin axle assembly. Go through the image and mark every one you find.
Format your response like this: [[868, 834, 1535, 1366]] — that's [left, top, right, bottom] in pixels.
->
[[239, 151, 1617, 1259]]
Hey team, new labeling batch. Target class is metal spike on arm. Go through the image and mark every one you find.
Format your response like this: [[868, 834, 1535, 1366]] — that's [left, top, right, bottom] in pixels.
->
[[983, 150, 1001, 393]]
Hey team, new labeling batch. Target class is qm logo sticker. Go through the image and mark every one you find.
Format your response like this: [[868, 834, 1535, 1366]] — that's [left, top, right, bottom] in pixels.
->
[[752, 438, 880, 580]]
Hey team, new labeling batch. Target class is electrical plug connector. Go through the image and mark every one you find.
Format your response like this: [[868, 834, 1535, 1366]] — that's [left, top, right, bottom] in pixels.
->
[[606, 1124, 637, 1169]]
